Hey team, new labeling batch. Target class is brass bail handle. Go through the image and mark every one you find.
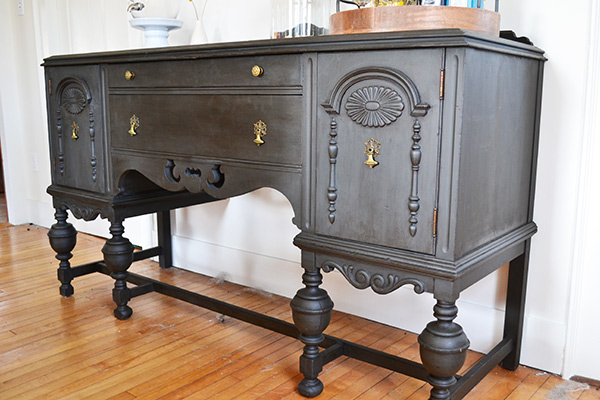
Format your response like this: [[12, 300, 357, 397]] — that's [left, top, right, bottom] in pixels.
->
[[129, 115, 140, 136], [71, 121, 79, 140], [364, 138, 381, 168], [253, 120, 267, 146]]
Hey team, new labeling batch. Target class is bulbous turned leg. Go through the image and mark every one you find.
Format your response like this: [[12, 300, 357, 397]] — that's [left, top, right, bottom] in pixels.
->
[[419, 300, 470, 400], [102, 221, 134, 320], [48, 208, 77, 297], [290, 268, 334, 398]]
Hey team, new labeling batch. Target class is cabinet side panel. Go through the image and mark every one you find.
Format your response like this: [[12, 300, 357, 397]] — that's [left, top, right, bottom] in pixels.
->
[[453, 49, 540, 259]]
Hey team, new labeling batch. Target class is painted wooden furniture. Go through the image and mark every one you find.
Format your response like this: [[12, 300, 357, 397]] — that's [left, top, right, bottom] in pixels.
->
[[44, 30, 545, 399]]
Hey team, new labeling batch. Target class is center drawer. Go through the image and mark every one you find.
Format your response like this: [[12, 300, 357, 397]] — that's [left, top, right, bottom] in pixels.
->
[[109, 93, 303, 166], [106, 55, 302, 88]]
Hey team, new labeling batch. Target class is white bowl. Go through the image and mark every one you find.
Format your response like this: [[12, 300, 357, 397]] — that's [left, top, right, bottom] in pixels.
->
[[129, 0, 183, 19]]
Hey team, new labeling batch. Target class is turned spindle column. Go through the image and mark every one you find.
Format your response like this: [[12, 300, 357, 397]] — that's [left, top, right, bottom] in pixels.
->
[[419, 300, 470, 400], [290, 267, 334, 398], [102, 220, 135, 320], [48, 207, 78, 297]]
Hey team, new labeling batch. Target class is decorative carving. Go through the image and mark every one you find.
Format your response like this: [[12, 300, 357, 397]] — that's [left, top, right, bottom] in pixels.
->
[[408, 120, 422, 237], [327, 118, 338, 224], [69, 206, 102, 221], [322, 67, 430, 117], [57, 200, 104, 221], [89, 110, 97, 182], [345, 86, 404, 127], [208, 164, 225, 189], [62, 86, 88, 115], [165, 159, 180, 183], [164, 160, 225, 191], [56, 109, 65, 175], [184, 168, 202, 179], [321, 260, 425, 295]]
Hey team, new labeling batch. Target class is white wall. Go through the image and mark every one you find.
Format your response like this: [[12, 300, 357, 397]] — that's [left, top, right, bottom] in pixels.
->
[[0, 0, 597, 381]]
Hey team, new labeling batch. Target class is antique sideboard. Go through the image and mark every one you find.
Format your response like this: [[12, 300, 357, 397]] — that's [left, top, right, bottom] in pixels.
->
[[44, 30, 545, 399]]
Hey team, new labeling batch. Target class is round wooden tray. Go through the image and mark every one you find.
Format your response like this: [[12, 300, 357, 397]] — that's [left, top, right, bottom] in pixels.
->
[[329, 6, 500, 36]]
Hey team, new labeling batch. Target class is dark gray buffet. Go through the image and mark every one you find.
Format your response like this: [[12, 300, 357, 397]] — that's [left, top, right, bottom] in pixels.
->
[[44, 30, 545, 399]]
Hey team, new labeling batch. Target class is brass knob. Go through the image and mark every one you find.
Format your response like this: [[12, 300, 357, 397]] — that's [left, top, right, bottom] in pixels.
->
[[251, 65, 264, 77], [364, 138, 381, 168], [129, 115, 140, 136], [125, 70, 135, 80], [253, 120, 267, 146]]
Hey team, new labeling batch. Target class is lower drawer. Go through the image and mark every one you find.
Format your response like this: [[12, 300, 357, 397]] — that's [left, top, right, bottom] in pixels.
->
[[109, 93, 303, 166]]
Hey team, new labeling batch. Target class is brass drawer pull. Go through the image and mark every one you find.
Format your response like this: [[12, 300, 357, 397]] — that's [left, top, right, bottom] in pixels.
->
[[253, 120, 267, 146], [251, 65, 264, 77], [129, 115, 140, 136], [364, 138, 380, 168], [71, 121, 79, 140], [125, 70, 135, 80]]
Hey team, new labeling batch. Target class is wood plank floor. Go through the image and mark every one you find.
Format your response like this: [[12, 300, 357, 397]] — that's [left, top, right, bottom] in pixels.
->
[[0, 223, 598, 399]]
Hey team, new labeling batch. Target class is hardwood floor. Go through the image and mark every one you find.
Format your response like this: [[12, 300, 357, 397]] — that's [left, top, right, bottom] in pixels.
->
[[0, 223, 598, 399]]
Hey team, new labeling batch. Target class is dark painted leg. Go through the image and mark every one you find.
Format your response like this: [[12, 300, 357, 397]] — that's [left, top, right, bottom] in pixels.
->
[[290, 267, 334, 398], [48, 207, 77, 297], [157, 210, 173, 269], [501, 241, 531, 370], [102, 220, 135, 320], [419, 300, 470, 400]]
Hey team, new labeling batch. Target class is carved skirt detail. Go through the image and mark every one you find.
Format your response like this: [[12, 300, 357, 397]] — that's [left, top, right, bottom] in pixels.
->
[[321, 260, 426, 295]]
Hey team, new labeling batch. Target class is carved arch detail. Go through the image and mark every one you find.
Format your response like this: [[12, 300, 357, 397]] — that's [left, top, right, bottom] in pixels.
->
[[321, 67, 431, 117]]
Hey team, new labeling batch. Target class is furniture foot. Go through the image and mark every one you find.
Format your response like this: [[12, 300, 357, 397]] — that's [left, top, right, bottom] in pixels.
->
[[102, 221, 134, 320], [48, 208, 77, 297], [501, 241, 531, 370], [290, 267, 334, 398], [419, 300, 470, 400]]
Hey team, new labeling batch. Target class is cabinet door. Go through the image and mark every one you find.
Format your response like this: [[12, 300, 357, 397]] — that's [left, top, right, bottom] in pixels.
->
[[46, 66, 106, 194], [315, 50, 442, 254]]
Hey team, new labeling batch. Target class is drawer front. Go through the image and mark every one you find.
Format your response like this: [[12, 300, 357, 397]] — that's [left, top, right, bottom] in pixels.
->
[[109, 93, 302, 166], [46, 65, 107, 194], [106, 55, 302, 88], [315, 50, 443, 254]]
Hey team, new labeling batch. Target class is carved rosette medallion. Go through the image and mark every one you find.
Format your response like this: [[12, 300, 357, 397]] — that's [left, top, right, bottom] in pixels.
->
[[345, 86, 405, 127], [62, 86, 88, 115], [321, 260, 425, 295]]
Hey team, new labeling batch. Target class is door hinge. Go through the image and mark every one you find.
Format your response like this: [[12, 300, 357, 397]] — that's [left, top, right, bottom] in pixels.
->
[[433, 208, 438, 238], [48, 79, 52, 96], [439, 69, 445, 100]]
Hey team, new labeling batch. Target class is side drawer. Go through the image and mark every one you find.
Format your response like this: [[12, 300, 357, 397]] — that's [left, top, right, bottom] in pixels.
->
[[106, 55, 302, 88], [109, 93, 303, 166]]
